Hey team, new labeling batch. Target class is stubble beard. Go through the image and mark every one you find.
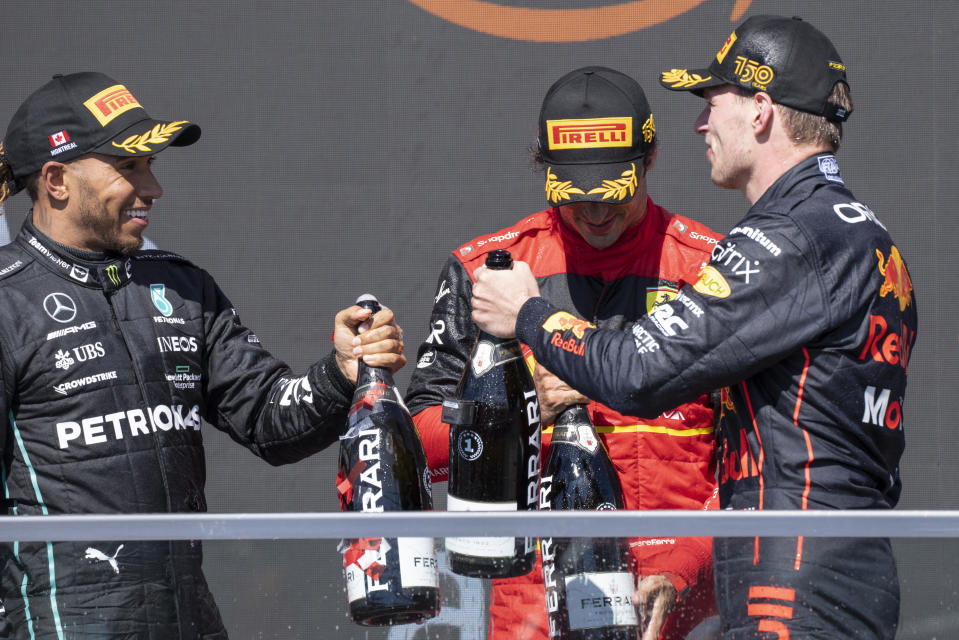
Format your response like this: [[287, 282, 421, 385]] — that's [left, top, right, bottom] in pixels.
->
[[75, 183, 143, 256]]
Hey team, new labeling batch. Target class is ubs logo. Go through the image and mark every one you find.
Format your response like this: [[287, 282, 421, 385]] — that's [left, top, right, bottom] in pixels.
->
[[407, 0, 752, 42], [44, 292, 78, 323]]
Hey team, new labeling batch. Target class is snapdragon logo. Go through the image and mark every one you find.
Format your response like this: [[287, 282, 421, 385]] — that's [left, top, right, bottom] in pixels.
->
[[56, 404, 201, 449]]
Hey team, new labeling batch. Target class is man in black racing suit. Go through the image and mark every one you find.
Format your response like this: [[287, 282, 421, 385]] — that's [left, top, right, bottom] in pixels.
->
[[0, 72, 405, 639], [471, 16, 915, 639]]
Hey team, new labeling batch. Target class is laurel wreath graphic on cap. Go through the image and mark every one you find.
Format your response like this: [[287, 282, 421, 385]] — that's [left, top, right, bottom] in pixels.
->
[[587, 163, 637, 201], [111, 121, 189, 154], [546, 164, 638, 203], [546, 169, 586, 203], [642, 114, 656, 144], [661, 69, 712, 89]]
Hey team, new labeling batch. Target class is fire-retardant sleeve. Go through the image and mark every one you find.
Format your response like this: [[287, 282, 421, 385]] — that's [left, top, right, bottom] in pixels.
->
[[201, 270, 355, 465], [405, 256, 478, 482], [629, 487, 718, 598], [515, 212, 831, 420]]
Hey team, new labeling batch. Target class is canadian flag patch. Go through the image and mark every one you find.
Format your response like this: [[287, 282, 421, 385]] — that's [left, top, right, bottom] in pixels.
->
[[48, 131, 70, 147]]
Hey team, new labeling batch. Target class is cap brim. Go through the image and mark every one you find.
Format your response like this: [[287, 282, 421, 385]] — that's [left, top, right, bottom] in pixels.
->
[[94, 118, 201, 157], [544, 160, 641, 206], [659, 67, 727, 94]]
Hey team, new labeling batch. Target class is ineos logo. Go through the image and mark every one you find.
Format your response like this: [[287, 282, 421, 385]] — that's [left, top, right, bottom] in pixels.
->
[[44, 292, 78, 323], [407, 0, 752, 42]]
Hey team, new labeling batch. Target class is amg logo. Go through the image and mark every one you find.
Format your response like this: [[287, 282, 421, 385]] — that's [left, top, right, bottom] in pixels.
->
[[47, 321, 97, 341]]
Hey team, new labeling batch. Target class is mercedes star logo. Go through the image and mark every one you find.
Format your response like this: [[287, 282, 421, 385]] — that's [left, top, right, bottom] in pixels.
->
[[44, 292, 78, 323]]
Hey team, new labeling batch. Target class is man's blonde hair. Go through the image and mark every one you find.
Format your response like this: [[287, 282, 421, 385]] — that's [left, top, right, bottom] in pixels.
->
[[775, 82, 853, 152]]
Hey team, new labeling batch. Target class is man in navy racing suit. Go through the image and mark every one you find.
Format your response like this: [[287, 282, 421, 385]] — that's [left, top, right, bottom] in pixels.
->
[[471, 16, 914, 639], [0, 72, 406, 639]]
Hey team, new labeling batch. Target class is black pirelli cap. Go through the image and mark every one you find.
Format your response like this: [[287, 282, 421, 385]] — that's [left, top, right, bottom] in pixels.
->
[[3, 72, 200, 193], [659, 15, 852, 122], [537, 66, 656, 206]]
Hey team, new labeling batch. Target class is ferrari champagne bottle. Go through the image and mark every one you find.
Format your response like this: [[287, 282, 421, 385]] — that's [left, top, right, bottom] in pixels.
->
[[443, 249, 541, 578], [337, 294, 440, 626], [540, 404, 638, 639]]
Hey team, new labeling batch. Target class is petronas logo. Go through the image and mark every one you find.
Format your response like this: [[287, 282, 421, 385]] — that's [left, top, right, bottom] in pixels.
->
[[150, 284, 173, 317], [105, 264, 121, 286]]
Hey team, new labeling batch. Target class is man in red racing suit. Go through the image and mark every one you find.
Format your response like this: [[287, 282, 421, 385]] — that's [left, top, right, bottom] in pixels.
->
[[405, 67, 721, 639]]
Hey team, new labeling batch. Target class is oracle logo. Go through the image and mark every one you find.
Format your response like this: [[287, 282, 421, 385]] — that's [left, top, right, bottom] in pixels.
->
[[407, 0, 753, 42]]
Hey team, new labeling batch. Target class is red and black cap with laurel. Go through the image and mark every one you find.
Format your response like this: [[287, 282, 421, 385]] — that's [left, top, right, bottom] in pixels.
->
[[537, 66, 656, 206]]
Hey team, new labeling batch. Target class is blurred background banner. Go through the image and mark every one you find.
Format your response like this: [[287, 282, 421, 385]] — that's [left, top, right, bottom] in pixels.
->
[[1, 1, 955, 637]]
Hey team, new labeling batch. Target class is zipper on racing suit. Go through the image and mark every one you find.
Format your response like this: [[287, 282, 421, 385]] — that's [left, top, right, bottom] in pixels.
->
[[105, 289, 186, 639]]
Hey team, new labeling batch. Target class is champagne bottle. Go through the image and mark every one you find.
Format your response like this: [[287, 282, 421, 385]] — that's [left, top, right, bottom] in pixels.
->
[[443, 249, 541, 578], [337, 294, 440, 626], [540, 404, 638, 639]]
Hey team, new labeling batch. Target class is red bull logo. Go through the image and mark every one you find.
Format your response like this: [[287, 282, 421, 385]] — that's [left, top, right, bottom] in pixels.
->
[[876, 246, 913, 312], [549, 332, 585, 356], [719, 387, 735, 419], [859, 315, 915, 373], [541, 312, 595, 340], [720, 429, 758, 483]]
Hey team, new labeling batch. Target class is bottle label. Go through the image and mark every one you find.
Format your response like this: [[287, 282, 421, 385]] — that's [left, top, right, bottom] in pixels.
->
[[398, 537, 439, 589], [564, 571, 638, 630], [455, 429, 484, 461], [343, 537, 438, 603], [471, 341, 495, 377], [445, 494, 517, 557], [470, 339, 523, 377], [552, 424, 600, 453], [343, 537, 393, 604]]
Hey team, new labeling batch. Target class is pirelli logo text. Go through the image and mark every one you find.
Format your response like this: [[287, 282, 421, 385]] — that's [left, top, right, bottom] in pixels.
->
[[546, 117, 632, 151], [716, 30, 737, 63], [83, 85, 142, 126]]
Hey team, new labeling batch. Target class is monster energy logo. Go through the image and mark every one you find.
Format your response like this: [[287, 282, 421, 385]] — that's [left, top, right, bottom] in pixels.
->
[[105, 264, 121, 286]]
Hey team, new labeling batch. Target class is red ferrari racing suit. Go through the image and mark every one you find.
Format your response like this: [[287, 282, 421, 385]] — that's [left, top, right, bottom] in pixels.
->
[[405, 199, 721, 639]]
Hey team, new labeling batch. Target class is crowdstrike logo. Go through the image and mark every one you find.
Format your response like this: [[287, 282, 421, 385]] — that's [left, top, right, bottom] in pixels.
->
[[54, 371, 118, 396], [43, 292, 78, 323]]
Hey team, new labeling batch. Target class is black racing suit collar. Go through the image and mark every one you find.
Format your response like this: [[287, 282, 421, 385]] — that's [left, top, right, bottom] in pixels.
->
[[752, 152, 844, 212], [15, 214, 135, 291]]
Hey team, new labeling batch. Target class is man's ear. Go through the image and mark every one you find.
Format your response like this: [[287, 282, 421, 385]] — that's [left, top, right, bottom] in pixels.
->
[[752, 92, 775, 136], [39, 161, 69, 203]]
